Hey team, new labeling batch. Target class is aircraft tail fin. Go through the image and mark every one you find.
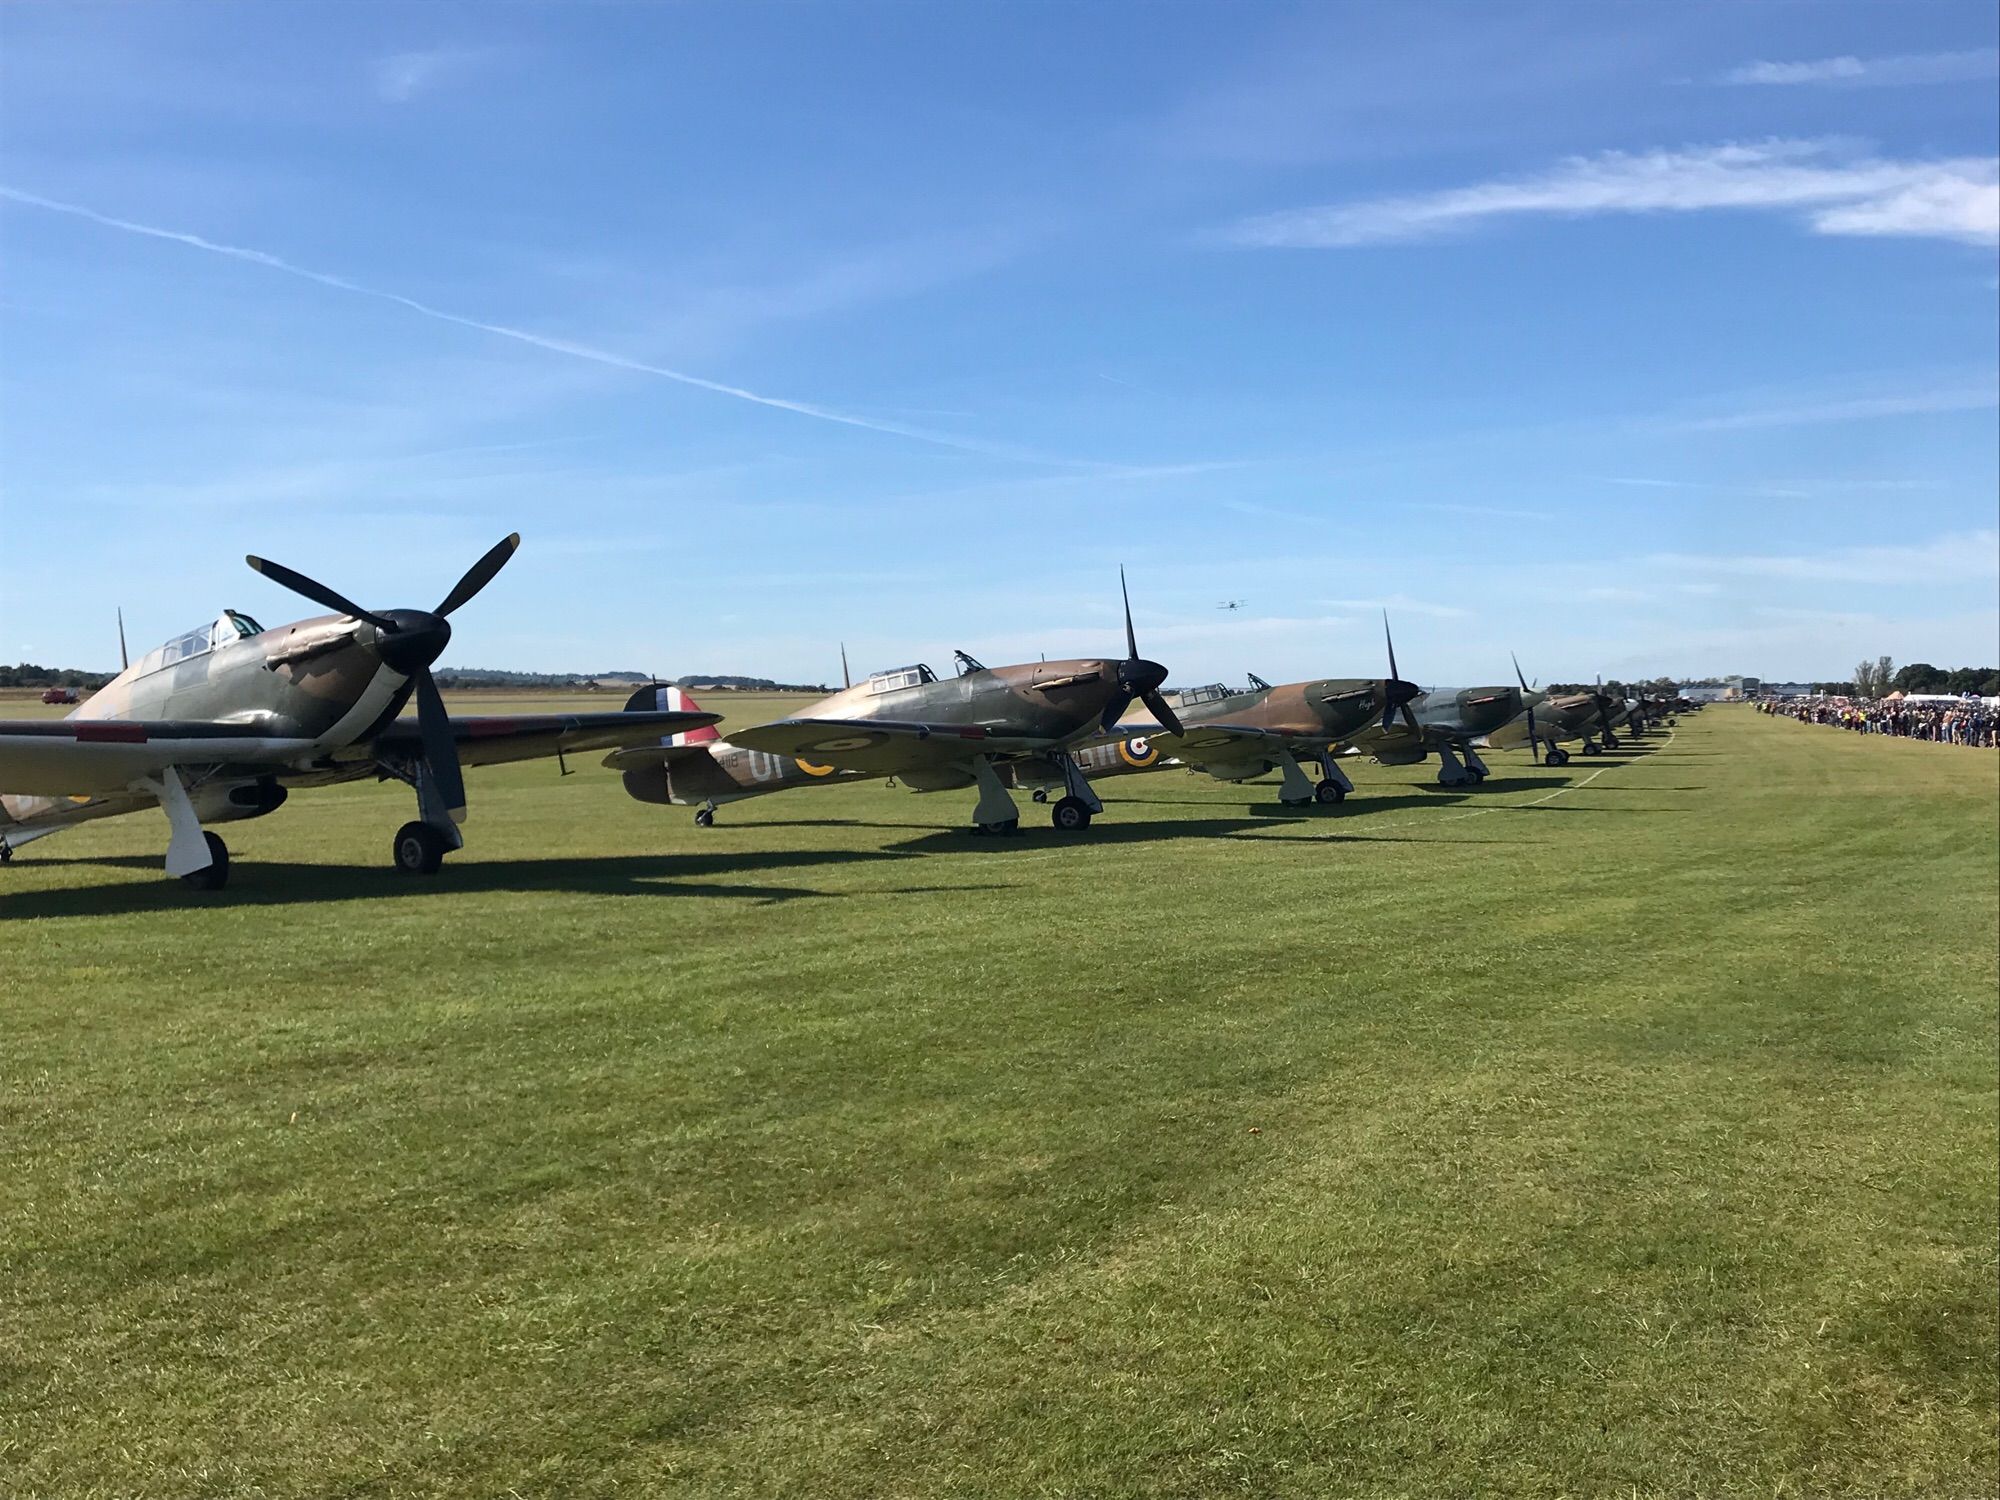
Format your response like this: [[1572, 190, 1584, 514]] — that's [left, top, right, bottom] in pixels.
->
[[624, 682, 721, 744]]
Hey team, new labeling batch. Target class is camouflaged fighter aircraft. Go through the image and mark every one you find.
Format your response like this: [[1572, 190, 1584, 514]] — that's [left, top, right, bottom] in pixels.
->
[[1007, 620, 1422, 807], [0, 537, 719, 889], [1484, 656, 1599, 767], [616, 571, 1183, 834], [1335, 627, 1540, 785]]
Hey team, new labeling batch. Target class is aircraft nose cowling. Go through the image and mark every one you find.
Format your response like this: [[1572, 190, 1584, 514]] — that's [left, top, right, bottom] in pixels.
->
[[372, 609, 453, 675], [1122, 658, 1170, 696]]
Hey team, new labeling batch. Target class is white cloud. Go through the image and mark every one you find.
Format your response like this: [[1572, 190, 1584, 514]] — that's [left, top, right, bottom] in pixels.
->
[[1717, 50, 1999, 88], [1222, 140, 2000, 248], [372, 48, 490, 103], [1673, 387, 1999, 431], [1318, 595, 1472, 619], [1650, 529, 2000, 584]]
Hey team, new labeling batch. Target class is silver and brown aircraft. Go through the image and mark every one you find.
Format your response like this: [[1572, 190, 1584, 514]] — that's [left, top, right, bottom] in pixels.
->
[[0, 537, 719, 889], [1008, 624, 1422, 806], [616, 572, 1182, 834]]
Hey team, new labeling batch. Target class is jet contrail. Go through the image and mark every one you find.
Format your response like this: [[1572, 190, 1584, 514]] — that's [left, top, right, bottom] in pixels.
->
[[0, 184, 1055, 463]]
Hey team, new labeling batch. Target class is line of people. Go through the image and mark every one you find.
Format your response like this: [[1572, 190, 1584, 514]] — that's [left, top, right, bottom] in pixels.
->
[[1758, 696, 2000, 748]]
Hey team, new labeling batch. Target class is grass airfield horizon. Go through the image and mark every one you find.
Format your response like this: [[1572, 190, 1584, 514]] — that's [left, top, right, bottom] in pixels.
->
[[4, 703, 1996, 1497]]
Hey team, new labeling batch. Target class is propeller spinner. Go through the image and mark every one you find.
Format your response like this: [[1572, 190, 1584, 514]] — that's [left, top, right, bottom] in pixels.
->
[[246, 533, 521, 823]]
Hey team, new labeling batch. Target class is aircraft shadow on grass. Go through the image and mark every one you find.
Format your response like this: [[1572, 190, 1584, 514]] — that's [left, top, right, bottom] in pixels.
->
[[5, 849, 1018, 919]]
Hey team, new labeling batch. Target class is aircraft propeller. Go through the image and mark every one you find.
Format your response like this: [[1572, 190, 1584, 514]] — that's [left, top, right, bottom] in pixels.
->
[[1101, 567, 1184, 736], [1513, 651, 1540, 763], [1594, 673, 1616, 741], [1381, 613, 1423, 733], [246, 533, 522, 823]]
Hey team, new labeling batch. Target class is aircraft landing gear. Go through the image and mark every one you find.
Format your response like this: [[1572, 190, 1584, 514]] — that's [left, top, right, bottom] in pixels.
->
[[694, 800, 717, 828], [1031, 788, 1048, 804], [1314, 780, 1344, 805], [392, 821, 449, 875], [180, 831, 230, 891], [971, 817, 1020, 836], [1582, 741, 1602, 756], [1602, 732, 1619, 750], [1546, 747, 1571, 767], [1051, 795, 1093, 831]]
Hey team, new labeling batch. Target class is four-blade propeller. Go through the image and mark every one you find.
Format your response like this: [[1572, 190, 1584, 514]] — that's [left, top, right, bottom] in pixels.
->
[[1102, 567, 1184, 736], [246, 534, 522, 824]]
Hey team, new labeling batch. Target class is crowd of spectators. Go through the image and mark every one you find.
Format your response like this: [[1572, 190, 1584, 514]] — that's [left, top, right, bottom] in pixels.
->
[[1759, 695, 2000, 748]]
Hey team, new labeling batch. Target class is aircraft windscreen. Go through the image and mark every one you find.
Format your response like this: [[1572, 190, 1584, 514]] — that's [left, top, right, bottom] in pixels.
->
[[222, 610, 264, 638]]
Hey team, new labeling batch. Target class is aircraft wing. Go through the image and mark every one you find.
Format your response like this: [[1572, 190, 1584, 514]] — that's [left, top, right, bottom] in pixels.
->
[[369, 709, 722, 771], [0, 719, 319, 796], [1152, 722, 1334, 764], [728, 718, 1058, 775]]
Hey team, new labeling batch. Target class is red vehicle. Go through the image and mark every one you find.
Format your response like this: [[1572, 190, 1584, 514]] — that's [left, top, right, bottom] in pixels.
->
[[41, 687, 77, 705]]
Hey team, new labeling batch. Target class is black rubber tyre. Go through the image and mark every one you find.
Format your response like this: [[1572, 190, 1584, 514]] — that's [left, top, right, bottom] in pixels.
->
[[392, 820, 448, 875], [180, 831, 230, 891], [1314, 781, 1345, 805], [1051, 796, 1092, 831], [975, 817, 1020, 836], [694, 808, 715, 828], [1582, 742, 1602, 756], [1031, 789, 1048, 804]]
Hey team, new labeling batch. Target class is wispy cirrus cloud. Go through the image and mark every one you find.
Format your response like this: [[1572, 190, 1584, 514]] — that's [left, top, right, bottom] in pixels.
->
[[1221, 140, 2000, 248], [0, 185, 1088, 465], [372, 47, 494, 103], [1318, 595, 1471, 619], [1715, 50, 1999, 88], [1671, 385, 1999, 431], [1651, 529, 2000, 583]]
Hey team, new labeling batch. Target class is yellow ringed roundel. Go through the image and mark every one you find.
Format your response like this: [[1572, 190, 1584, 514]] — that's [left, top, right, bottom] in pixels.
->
[[1116, 736, 1159, 768]]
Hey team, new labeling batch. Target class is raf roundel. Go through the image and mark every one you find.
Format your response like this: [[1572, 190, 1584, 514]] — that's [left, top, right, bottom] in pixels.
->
[[1116, 735, 1159, 768]]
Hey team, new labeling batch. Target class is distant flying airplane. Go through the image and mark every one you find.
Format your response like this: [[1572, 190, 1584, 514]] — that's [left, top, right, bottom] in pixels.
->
[[616, 571, 1183, 834], [0, 537, 718, 888], [1217, 599, 1245, 611]]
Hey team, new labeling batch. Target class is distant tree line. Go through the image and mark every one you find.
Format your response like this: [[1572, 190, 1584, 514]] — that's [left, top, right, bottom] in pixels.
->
[[1849, 657, 1999, 699], [0, 663, 114, 689], [432, 668, 831, 692]]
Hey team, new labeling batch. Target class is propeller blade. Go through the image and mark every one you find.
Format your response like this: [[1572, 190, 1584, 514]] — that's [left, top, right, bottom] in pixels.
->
[[414, 667, 467, 823], [1526, 699, 1540, 763], [246, 554, 395, 629], [1512, 650, 1530, 694], [434, 533, 522, 617], [1119, 565, 1138, 661], [1381, 612, 1405, 730], [1141, 689, 1185, 738], [1100, 690, 1136, 733]]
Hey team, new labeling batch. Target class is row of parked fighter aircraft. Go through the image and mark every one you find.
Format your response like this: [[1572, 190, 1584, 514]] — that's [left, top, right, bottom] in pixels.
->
[[0, 537, 1686, 890]]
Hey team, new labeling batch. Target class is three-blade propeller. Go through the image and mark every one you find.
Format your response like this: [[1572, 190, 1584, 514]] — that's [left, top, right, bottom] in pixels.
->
[[1101, 567, 1184, 736], [1381, 613, 1422, 733], [1513, 651, 1541, 763], [246, 533, 521, 824]]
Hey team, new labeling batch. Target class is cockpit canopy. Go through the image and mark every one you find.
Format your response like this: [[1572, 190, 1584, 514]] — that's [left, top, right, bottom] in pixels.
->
[[1168, 682, 1234, 707], [867, 664, 938, 694], [128, 610, 266, 679]]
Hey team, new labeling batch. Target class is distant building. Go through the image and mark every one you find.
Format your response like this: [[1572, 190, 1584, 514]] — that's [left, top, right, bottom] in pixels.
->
[[1680, 684, 1730, 703], [1761, 682, 1814, 699]]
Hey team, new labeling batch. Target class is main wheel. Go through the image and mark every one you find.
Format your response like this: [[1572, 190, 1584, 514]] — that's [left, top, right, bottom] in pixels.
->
[[1314, 780, 1345, 805], [694, 808, 715, 828], [1468, 768, 1488, 782], [1602, 734, 1619, 750], [392, 821, 449, 875], [1582, 742, 1602, 756], [1051, 796, 1093, 831], [975, 817, 1019, 836], [1548, 748, 1570, 767], [180, 831, 230, 891]]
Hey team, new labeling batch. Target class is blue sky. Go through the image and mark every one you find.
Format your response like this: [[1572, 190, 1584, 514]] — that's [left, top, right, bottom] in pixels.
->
[[2, 0, 1995, 687]]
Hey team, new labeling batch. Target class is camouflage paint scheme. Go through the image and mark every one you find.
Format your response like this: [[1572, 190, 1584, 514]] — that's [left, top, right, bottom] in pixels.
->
[[618, 648, 1171, 832], [0, 605, 717, 874], [1007, 673, 1419, 806], [1339, 684, 1539, 785]]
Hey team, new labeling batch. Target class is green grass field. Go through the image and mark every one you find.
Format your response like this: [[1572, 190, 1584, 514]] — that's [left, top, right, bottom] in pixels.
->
[[4, 703, 1995, 1498]]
